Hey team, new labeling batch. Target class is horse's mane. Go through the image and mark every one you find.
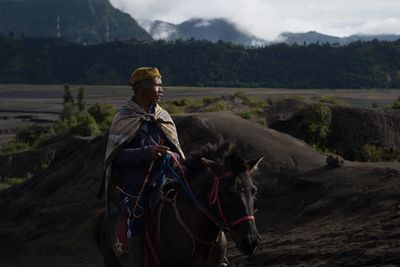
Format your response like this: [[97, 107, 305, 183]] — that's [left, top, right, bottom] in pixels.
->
[[183, 141, 248, 175]]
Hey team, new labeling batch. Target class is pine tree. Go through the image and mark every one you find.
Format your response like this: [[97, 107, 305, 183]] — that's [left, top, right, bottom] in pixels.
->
[[63, 84, 74, 104], [77, 87, 86, 112], [62, 83, 75, 120]]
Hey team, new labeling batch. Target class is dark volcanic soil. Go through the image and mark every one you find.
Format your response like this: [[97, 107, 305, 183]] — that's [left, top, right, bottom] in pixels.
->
[[1, 112, 400, 267]]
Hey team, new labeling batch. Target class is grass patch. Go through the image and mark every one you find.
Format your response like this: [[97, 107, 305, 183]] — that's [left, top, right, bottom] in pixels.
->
[[390, 98, 400, 109], [238, 110, 254, 119], [1, 102, 116, 155], [233, 91, 268, 109], [319, 95, 346, 106], [202, 100, 229, 112], [359, 144, 400, 162], [0, 176, 25, 190]]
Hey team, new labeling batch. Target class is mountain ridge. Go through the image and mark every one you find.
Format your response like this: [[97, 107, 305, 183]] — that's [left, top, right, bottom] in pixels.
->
[[0, 0, 152, 44], [278, 31, 400, 45], [147, 18, 265, 46]]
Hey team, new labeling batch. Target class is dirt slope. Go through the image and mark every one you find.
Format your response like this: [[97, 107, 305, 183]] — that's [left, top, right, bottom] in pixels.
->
[[1, 112, 400, 267]]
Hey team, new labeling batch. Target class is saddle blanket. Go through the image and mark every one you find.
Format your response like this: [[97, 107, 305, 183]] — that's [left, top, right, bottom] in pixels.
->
[[114, 210, 129, 256]]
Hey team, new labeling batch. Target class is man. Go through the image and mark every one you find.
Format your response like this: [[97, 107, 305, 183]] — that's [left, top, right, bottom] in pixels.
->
[[103, 67, 185, 267]]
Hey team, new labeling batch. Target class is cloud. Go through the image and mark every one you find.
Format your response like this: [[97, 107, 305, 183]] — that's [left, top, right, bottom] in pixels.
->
[[109, 0, 400, 40]]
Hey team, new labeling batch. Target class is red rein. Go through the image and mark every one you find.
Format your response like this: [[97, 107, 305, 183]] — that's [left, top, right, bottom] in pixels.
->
[[208, 171, 255, 229]]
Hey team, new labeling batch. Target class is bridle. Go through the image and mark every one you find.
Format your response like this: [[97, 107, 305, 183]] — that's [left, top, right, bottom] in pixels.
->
[[169, 150, 256, 231], [207, 169, 256, 230]]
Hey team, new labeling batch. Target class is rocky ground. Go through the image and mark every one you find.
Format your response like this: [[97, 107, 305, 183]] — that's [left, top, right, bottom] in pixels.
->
[[1, 112, 400, 266]]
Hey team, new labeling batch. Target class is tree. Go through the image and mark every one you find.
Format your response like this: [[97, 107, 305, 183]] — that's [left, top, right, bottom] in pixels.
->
[[61, 84, 75, 120], [63, 84, 74, 104], [77, 87, 86, 112]]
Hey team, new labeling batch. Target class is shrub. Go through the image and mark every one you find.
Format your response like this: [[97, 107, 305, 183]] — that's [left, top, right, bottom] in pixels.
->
[[203, 100, 228, 112], [391, 97, 400, 109], [233, 92, 268, 109], [1, 141, 30, 154], [50, 118, 71, 135], [239, 110, 254, 119], [69, 112, 100, 137], [234, 91, 251, 103], [88, 103, 116, 125], [15, 124, 48, 146], [300, 103, 332, 147], [319, 95, 346, 105], [202, 96, 220, 105], [371, 102, 380, 109], [161, 102, 182, 114], [0, 177, 25, 190], [360, 144, 383, 162], [171, 98, 191, 107]]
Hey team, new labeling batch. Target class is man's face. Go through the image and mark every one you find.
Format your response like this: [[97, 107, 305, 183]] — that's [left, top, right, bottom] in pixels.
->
[[140, 77, 163, 103]]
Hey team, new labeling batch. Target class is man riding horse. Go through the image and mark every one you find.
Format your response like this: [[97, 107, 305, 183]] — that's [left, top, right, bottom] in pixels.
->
[[103, 67, 185, 267]]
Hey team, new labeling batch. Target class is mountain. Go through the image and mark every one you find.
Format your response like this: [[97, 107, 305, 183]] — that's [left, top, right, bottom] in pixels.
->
[[278, 31, 400, 45], [278, 31, 341, 45], [346, 34, 400, 43], [147, 18, 266, 46], [0, 0, 152, 44]]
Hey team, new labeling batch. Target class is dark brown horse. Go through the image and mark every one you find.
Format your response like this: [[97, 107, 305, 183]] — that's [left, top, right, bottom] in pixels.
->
[[94, 142, 262, 267]]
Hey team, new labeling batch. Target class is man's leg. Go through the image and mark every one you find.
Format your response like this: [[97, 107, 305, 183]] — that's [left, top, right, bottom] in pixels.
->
[[128, 236, 144, 267], [124, 191, 146, 267]]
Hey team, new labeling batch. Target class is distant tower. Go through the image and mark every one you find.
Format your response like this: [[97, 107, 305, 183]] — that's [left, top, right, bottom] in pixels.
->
[[106, 22, 110, 43], [56, 12, 61, 38]]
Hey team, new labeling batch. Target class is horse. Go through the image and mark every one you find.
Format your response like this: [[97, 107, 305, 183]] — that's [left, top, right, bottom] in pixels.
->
[[94, 142, 263, 267]]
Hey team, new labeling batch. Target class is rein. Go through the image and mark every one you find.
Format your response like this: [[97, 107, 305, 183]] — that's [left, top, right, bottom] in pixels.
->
[[160, 190, 220, 254]]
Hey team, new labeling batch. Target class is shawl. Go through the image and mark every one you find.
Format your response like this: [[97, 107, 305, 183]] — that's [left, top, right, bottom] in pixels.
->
[[101, 98, 185, 204]]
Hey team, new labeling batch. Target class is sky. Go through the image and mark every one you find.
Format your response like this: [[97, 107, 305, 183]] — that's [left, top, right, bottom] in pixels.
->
[[109, 0, 400, 41]]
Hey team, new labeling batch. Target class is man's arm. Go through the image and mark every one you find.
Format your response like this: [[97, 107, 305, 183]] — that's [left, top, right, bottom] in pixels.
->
[[114, 145, 171, 167], [113, 147, 152, 167]]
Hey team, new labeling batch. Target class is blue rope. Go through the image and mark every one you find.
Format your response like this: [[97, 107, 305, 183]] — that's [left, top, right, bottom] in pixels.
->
[[166, 163, 228, 231]]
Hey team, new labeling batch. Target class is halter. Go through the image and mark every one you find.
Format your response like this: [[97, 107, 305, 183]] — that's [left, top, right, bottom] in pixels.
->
[[207, 170, 255, 229]]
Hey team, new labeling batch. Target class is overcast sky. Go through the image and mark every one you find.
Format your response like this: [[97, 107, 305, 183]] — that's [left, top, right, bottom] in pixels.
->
[[109, 0, 400, 40]]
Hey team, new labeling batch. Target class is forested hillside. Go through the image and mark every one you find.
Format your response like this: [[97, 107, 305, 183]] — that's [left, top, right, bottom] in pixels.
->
[[0, 0, 151, 44], [1, 37, 400, 88]]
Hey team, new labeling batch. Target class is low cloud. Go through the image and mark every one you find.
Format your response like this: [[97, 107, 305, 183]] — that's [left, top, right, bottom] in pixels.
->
[[110, 0, 400, 40]]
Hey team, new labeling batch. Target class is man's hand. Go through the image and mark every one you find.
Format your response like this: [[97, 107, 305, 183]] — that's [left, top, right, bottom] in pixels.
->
[[150, 145, 170, 159]]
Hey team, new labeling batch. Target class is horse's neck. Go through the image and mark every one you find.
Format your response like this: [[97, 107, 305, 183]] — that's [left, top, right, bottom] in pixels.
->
[[179, 168, 220, 239], [187, 168, 213, 204]]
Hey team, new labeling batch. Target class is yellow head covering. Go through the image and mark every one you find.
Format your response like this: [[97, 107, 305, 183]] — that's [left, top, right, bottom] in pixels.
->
[[129, 67, 161, 86]]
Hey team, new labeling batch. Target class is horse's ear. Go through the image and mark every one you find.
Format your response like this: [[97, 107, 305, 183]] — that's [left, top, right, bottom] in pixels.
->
[[246, 156, 264, 173], [201, 157, 222, 174]]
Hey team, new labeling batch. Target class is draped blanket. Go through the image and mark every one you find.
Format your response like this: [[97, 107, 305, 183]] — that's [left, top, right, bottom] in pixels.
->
[[101, 99, 185, 204]]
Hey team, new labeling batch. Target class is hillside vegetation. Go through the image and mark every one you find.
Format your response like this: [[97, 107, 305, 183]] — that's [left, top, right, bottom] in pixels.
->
[[1, 37, 400, 88]]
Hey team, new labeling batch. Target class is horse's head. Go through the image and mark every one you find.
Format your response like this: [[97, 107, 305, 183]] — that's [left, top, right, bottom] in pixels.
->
[[199, 143, 263, 256]]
